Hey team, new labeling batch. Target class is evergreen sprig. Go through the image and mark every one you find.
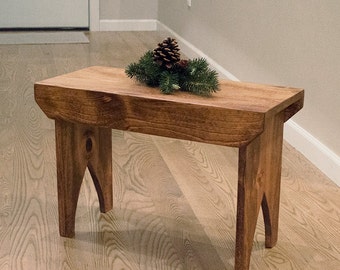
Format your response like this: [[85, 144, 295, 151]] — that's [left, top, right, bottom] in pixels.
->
[[159, 71, 180, 94], [182, 58, 219, 96], [125, 51, 160, 86], [125, 39, 219, 96]]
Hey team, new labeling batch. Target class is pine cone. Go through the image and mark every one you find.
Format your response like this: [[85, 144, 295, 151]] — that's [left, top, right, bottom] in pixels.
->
[[153, 37, 181, 69], [176, 59, 189, 70]]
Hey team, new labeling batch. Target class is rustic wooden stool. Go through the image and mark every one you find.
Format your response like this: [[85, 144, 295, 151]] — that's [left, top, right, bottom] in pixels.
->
[[34, 66, 304, 270]]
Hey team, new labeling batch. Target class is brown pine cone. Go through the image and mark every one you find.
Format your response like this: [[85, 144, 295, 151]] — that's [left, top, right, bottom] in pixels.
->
[[153, 37, 181, 69]]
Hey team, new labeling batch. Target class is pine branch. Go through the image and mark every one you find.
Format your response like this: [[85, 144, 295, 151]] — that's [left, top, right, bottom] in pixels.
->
[[181, 58, 219, 96], [125, 51, 161, 86], [159, 71, 180, 94], [188, 58, 210, 74]]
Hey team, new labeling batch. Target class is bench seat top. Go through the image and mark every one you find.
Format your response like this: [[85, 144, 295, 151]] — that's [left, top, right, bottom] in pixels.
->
[[35, 66, 304, 147]]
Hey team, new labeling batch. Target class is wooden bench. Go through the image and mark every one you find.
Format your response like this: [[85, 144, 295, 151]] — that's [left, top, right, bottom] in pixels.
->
[[34, 66, 304, 270]]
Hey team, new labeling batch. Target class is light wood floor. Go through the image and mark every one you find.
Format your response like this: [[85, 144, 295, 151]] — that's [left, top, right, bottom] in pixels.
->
[[0, 31, 339, 270]]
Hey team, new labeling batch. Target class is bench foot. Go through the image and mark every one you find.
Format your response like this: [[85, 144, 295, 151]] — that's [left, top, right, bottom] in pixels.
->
[[55, 120, 112, 237], [235, 112, 284, 269]]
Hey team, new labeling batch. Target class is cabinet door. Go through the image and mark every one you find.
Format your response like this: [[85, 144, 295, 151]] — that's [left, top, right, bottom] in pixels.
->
[[0, 0, 88, 29]]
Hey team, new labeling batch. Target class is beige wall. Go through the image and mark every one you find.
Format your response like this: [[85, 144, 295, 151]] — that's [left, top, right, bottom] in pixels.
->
[[158, 0, 340, 157], [100, 0, 158, 20]]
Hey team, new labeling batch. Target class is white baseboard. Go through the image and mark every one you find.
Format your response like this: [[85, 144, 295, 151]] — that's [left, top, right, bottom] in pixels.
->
[[284, 121, 340, 186], [99, 19, 158, 31], [157, 21, 340, 186]]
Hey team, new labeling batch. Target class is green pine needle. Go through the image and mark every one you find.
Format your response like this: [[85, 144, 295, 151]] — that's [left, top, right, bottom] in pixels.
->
[[159, 71, 180, 94], [188, 58, 210, 74], [125, 51, 161, 86], [181, 58, 219, 96]]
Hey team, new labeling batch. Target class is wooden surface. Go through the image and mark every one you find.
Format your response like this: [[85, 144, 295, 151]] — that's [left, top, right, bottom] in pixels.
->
[[0, 31, 339, 269], [55, 120, 113, 237], [34, 66, 303, 147], [235, 111, 285, 269]]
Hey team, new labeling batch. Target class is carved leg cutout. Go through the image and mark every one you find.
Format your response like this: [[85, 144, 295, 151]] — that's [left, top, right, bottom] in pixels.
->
[[262, 193, 279, 248], [87, 128, 112, 213], [55, 120, 112, 237]]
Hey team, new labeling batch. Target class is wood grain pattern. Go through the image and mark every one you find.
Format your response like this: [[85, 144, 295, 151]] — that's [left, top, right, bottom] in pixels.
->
[[235, 111, 285, 269], [0, 31, 339, 269], [55, 120, 112, 237], [34, 66, 303, 148]]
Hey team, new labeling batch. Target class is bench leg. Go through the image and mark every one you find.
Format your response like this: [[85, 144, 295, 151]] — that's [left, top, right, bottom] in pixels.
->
[[55, 120, 112, 237], [235, 112, 284, 270], [261, 113, 284, 249]]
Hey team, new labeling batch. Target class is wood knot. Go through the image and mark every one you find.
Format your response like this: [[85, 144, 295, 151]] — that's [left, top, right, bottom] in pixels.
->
[[86, 137, 93, 152]]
